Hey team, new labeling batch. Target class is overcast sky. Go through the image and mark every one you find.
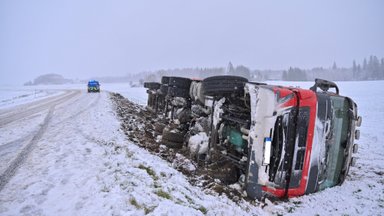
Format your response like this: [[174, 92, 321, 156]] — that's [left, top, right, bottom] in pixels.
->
[[1, 0, 383, 85]]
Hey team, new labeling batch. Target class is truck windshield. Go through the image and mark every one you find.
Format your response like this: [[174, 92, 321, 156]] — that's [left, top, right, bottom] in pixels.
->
[[319, 96, 350, 190], [269, 108, 297, 187]]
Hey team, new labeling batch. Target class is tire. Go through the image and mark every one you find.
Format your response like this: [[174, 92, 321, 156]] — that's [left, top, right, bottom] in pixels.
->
[[161, 76, 170, 84], [160, 84, 169, 95], [154, 122, 166, 134], [195, 82, 205, 104], [211, 162, 239, 184], [356, 116, 362, 127], [162, 139, 184, 149], [162, 127, 185, 148], [168, 77, 192, 89], [202, 76, 248, 96], [168, 86, 190, 98], [355, 129, 360, 140], [144, 82, 161, 89], [190, 82, 197, 100]]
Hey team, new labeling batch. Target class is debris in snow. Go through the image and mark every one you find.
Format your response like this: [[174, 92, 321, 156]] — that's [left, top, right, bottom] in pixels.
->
[[188, 132, 209, 156], [213, 97, 225, 127], [110, 92, 252, 203]]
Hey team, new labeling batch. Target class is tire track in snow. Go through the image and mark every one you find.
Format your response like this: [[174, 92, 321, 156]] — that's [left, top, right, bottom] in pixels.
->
[[53, 92, 101, 125], [0, 90, 80, 127], [0, 106, 55, 192]]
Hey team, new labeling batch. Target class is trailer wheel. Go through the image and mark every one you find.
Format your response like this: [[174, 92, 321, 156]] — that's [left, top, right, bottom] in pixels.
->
[[161, 76, 170, 84], [162, 127, 185, 149], [202, 76, 248, 97], [168, 86, 190, 98], [169, 77, 192, 89], [160, 84, 169, 95], [144, 82, 161, 89], [154, 122, 166, 134]]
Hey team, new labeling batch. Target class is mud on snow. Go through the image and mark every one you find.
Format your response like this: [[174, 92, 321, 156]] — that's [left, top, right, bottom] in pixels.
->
[[110, 93, 263, 206]]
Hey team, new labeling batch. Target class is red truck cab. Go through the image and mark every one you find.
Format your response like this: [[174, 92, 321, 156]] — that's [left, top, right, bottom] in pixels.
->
[[245, 79, 360, 199]]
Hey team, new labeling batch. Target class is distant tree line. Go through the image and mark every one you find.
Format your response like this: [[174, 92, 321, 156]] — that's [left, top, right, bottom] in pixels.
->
[[144, 62, 251, 82], [139, 55, 384, 84], [282, 67, 307, 81], [352, 55, 384, 80], [280, 55, 384, 81]]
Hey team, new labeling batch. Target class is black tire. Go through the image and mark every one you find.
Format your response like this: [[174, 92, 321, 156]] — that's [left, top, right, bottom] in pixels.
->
[[162, 127, 185, 148], [161, 76, 170, 84], [168, 86, 190, 98], [154, 122, 166, 134], [162, 139, 184, 149], [144, 82, 161, 89], [211, 162, 239, 184], [160, 84, 169, 95], [168, 77, 192, 89], [202, 76, 248, 96]]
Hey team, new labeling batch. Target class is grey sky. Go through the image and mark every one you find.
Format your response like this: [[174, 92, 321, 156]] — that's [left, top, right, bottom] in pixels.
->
[[1, 0, 383, 85]]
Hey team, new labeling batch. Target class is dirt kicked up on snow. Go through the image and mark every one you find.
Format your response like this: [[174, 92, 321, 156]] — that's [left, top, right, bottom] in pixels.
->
[[110, 93, 251, 201]]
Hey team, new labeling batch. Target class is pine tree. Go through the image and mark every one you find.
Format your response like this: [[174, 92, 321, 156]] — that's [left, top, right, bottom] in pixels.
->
[[227, 62, 235, 75], [235, 65, 250, 79], [372, 56, 380, 79], [363, 58, 367, 70], [282, 71, 288, 80], [357, 64, 361, 80], [353, 60, 357, 80], [332, 62, 337, 70], [381, 58, 384, 79]]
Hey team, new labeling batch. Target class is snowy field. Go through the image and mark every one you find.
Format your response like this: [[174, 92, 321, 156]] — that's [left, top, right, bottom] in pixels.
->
[[0, 80, 383, 215]]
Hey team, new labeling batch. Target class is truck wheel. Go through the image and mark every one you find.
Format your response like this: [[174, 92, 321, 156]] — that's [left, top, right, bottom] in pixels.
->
[[202, 76, 248, 97], [168, 86, 190, 98], [162, 127, 185, 148], [160, 85, 169, 95], [190, 82, 197, 100], [211, 162, 239, 184], [154, 122, 166, 134], [169, 77, 192, 89], [161, 76, 170, 84], [162, 139, 184, 149], [195, 82, 205, 104], [144, 82, 161, 89]]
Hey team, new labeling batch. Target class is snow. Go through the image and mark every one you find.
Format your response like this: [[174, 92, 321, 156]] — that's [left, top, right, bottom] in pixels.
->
[[0, 87, 65, 109], [188, 132, 209, 156], [0, 84, 265, 216], [212, 97, 225, 128], [0, 80, 383, 215]]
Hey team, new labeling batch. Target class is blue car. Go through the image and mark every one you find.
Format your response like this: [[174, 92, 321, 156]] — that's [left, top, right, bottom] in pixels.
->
[[87, 80, 100, 93]]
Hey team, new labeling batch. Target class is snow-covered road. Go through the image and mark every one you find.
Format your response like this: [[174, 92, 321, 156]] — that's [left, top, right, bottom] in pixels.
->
[[0, 90, 264, 215]]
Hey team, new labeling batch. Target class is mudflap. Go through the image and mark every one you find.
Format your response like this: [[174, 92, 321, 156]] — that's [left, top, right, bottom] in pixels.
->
[[245, 150, 263, 199]]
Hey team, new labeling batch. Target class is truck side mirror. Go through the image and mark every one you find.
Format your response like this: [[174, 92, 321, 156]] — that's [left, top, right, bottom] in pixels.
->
[[310, 78, 339, 95]]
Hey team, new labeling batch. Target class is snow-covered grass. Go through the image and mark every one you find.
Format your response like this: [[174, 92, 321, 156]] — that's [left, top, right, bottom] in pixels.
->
[[0, 80, 383, 215]]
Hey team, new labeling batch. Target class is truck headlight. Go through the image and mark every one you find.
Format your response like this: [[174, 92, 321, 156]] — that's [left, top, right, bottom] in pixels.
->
[[263, 137, 272, 165]]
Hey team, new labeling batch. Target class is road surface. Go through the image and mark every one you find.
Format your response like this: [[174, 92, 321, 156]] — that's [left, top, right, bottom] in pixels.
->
[[0, 90, 95, 190]]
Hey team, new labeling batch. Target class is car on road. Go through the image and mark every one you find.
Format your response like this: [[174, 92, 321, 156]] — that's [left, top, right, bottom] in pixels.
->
[[144, 76, 361, 199], [87, 80, 100, 93]]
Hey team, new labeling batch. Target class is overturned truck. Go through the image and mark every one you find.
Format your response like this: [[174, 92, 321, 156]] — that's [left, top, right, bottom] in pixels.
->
[[144, 76, 362, 199]]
